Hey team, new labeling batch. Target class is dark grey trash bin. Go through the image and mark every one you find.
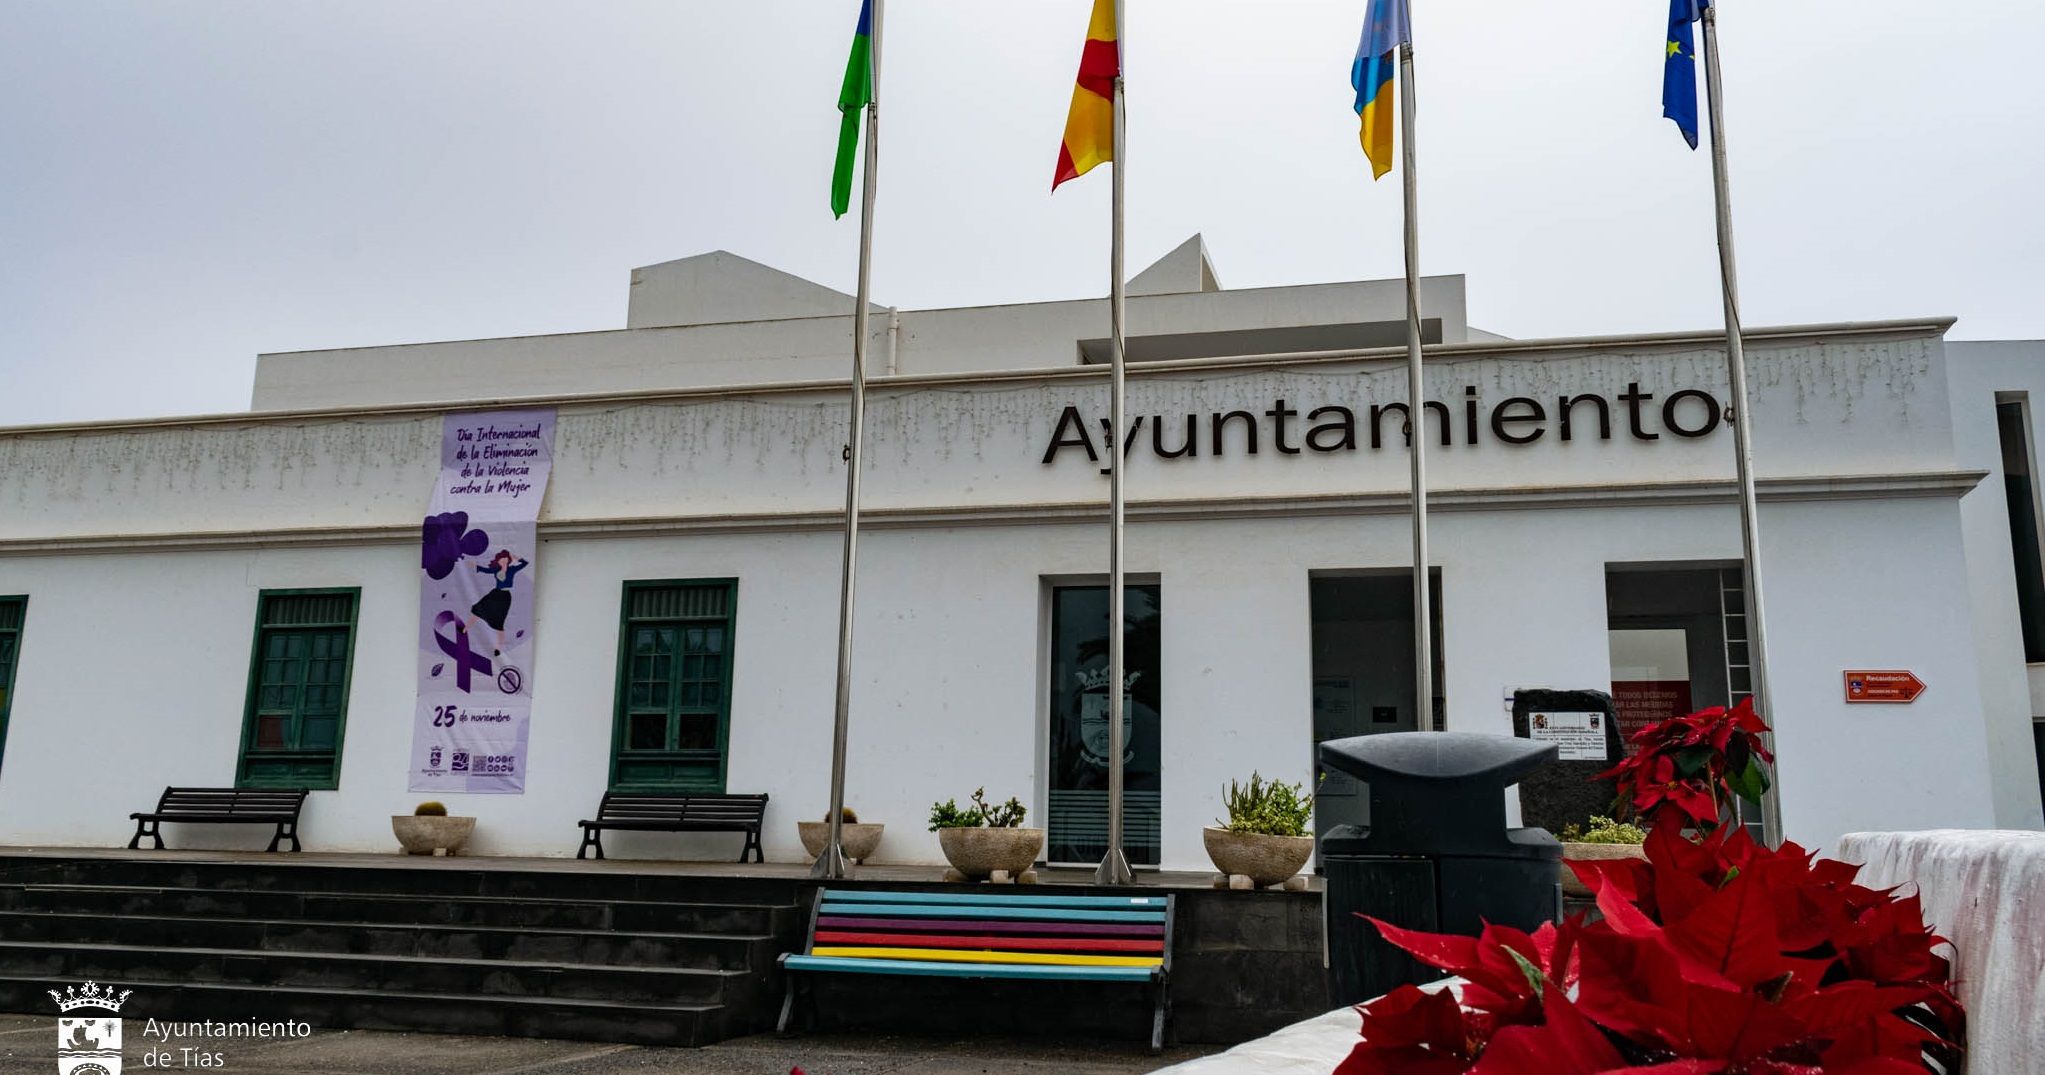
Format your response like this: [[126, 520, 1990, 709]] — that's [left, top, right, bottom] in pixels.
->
[[1319, 732, 1562, 1006]]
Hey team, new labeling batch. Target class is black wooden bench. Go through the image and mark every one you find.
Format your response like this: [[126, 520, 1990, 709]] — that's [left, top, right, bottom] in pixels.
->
[[128, 786, 309, 852], [779, 887, 1176, 1053], [575, 791, 768, 862]]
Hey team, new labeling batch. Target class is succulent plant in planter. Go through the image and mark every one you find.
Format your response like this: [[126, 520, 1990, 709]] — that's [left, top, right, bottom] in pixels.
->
[[391, 800, 474, 856], [929, 788, 1042, 881], [1556, 814, 1648, 897], [797, 806, 886, 863], [1204, 772, 1315, 889]]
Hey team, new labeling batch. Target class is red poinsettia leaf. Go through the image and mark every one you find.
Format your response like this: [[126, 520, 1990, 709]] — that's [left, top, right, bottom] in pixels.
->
[[1365, 916, 1482, 977], [1819, 1009, 1944, 1068], [1644, 825, 1725, 927], [1781, 982, 1933, 1037], [1680, 983, 1808, 1061], [1663, 872, 1789, 989], [1599, 1063, 1730, 1074], [1354, 984, 1469, 1051], [1668, 782, 1722, 826], [1574, 930, 1691, 1049], [1596, 874, 1667, 939], [1468, 990, 1627, 1075], [1334, 1043, 1474, 1075], [1541, 915, 1585, 988]]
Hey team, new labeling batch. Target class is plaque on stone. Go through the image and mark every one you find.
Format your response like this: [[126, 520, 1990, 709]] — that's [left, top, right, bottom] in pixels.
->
[[1510, 689, 1624, 836]]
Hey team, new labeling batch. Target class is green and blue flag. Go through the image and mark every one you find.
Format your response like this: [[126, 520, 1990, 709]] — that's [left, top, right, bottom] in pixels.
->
[[832, 0, 876, 218]]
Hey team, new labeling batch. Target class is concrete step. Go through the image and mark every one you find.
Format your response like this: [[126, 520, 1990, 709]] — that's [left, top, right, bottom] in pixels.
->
[[0, 973, 728, 1047], [0, 883, 790, 935], [0, 940, 743, 1006], [0, 909, 774, 971], [0, 854, 783, 904]]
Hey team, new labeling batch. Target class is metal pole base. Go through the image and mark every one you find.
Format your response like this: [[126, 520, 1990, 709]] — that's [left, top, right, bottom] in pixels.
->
[[1094, 848, 1135, 886], [809, 842, 850, 880]]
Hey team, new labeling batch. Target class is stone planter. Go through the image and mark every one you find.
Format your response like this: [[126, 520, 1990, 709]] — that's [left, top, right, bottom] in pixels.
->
[[1560, 842, 1647, 897], [937, 826, 1044, 881], [1203, 826, 1314, 888], [797, 821, 886, 863], [391, 815, 475, 856]]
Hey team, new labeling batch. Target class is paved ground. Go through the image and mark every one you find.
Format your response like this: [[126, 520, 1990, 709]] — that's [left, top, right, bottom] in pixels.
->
[[0, 1014, 1218, 1074]]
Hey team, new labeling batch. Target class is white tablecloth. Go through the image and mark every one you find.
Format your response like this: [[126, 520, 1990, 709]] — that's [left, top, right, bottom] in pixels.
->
[[1150, 982, 1460, 1075], [1836, 829, 2045, 1074], [1150, 1007, 1363, 1075]]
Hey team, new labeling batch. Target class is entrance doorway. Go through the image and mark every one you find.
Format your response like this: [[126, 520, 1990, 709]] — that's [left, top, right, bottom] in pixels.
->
[[1607, 564, 1761, 835], [1045, 583, 1163, 867], [1309, 571, 1443, 846], [1605, 565, 1746, 746]]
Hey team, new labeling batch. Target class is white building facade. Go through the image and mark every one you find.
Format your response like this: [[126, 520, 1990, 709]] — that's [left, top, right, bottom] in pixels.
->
[[0, 240, 2039, 869]]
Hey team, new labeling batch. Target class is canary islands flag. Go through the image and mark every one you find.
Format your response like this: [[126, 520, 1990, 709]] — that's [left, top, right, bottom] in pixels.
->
[[1664, 0, 1705, 149], [832, 0, 876, 218], [1053, 0, 1118, 191], [1352, 0, 1410, 180]]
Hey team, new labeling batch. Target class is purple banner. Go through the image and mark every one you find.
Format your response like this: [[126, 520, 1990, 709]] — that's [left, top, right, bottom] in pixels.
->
[[409, 409, 556, 794]]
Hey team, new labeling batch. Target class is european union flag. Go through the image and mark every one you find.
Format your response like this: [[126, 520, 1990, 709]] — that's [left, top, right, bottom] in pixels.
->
[[1664, 0, 1706, 149]]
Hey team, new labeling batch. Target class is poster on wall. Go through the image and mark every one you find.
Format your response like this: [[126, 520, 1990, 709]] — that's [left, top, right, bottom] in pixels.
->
[[1610, 628, 1694, 754], [409, 409, 556, 794]]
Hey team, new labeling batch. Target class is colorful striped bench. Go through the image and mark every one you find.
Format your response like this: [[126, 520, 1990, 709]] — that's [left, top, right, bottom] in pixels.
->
[[777, 887, 1177, 1052]]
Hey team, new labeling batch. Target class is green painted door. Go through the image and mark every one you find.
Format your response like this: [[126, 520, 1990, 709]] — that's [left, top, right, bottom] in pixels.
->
[[611, 580, 736, 792], [238, 590, 358, 789]]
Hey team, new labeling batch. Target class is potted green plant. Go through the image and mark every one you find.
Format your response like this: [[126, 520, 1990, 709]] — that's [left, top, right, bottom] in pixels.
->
[[391, 800, 475, 856], [1203, 772, 1314, 889], [928, 788, 1041, 881], [797, 806, 886, 863], [1555, 814, 1647, 897]]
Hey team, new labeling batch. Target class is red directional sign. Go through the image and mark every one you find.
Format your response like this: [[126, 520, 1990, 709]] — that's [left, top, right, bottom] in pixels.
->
[[1843, 670, 1927, 704]]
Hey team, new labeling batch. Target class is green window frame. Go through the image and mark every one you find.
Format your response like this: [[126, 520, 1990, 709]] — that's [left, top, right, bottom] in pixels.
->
[[0, 597, 25, 779], [609, 579, 738, 793], [236, 588, 359, 790]]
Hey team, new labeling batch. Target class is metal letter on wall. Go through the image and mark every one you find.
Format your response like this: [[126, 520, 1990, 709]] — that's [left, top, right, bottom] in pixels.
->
[[410, 409, 557, 793]]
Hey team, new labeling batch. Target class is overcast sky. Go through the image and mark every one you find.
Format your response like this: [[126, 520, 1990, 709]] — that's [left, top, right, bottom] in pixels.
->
[[1, 1, 2039, 426]]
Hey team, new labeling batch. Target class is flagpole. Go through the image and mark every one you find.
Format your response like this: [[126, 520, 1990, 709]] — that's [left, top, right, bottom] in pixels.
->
[[814, 0, 884, 881], [1397, 40, 1434, 734], [1699, 3, 1781, 848], [1095, 0, 1135, 888]]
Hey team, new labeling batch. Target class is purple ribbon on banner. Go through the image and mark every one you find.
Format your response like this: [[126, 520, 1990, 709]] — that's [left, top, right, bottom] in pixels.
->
[[434, 611, 495, 693]]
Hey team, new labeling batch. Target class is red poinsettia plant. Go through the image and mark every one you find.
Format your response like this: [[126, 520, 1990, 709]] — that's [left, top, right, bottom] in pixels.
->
[[1335, 704, 1965, 1075], [1600, 697, 1774, 832]]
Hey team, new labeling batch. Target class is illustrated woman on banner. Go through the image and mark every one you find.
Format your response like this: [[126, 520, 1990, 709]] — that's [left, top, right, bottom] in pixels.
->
[[463, 549, 529, 656]]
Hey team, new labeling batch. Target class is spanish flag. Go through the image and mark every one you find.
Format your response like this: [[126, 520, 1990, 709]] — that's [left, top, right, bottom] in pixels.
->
[[1053, 0, 1118, 191], [1351, 0, 1410, 180]]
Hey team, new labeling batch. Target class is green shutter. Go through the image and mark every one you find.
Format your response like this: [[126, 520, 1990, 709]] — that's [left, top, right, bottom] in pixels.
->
[[610, 580, 737, 792], [0, 597, 24, 779], [238, 589, 358, 789]]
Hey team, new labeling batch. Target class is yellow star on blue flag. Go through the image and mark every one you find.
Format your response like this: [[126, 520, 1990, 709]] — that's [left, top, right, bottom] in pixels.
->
[[1664, 0, 1705, 149]]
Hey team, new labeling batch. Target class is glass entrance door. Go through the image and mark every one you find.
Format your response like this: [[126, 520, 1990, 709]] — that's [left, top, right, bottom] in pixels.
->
[[1309, 572, 1443, 847], [1046, 584, 1161, 866]]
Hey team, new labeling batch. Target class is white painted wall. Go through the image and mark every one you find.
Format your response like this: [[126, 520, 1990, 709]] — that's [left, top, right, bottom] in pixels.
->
[[1944, 341, 2045, 829], [0, 321, 2020, 867]]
